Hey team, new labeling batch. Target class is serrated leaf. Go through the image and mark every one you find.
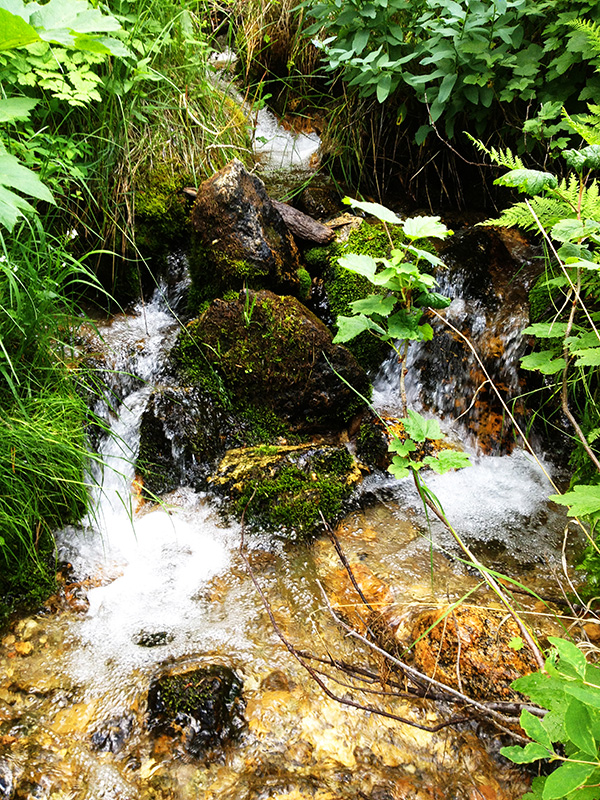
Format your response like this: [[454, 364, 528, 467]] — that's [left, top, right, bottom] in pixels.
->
[[342, 196, 403, 224], [565, 699, 598, 756], [0, 96, 38, 122], [402, 215, 449, 240], [564, 145, 600, 172], [522, 322, 569, 339], [520, 710, 554, 749], [388, 456, 411, 479], [333, 314, 385, 343], [520, 350, 566, 374], [0, 152, 54, 202], [0, 8, 40, 50], [386, 309, 423, 340], [338, 253, 378, 279], [549, 485, 600, 518], [512, 672, 568, 712], [402, 409, 444, 443], [495, 169, 558, 194], [548, 637, 588, 678], [405, 245, 445, 267], [509, 636, 524, 650], [542, 760, 596, 799], [388, 437, 417, 456], [423, 449, 472, 474], [500, 743, 552, 763], [349, 294, 397, 316]]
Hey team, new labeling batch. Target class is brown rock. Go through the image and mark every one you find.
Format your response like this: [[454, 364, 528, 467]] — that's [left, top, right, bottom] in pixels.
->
[[412, 605, 537, 700], [191, 158, 301, 295]]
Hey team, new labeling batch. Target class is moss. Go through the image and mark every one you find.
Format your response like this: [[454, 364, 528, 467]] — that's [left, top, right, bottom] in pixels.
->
[[134, 161, 193, 256], [297, 267, 312, 300], [211, 443, 361, 537]]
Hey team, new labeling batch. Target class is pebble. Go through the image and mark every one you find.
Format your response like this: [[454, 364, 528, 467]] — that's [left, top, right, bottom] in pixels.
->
[[13, 642, 33, 657]]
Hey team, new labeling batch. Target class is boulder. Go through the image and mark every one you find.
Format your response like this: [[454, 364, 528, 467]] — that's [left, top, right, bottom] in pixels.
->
[[412, 605, 538, 700], [147, 664, 245, 759], [190, 158, 301, 298], [136, 386, 236, 497], [210, 442, 363, 536], [174, 290, 371, 429]]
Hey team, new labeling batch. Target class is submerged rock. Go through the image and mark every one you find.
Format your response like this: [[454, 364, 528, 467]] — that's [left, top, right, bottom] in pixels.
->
[[174, 290, 370, 430], [412, 605, 538, 700], [190, 158, 301, 300], [210, 442, 363, 536], [147, 664, 245, 759]]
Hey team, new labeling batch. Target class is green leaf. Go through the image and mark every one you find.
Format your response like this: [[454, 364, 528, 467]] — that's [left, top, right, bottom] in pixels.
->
[[342, 196, 403, 224], [0, 185, 35, 230], [563, 146, 600, 172], [414, 291, 452, 309], [565, 699, 598, 756], [423, 449, 472, 474], [0, 8, 40, 50], [520, 350, 566, 374], [520, 710, 554, 749], [573, 348, 600, 367], [402, 215, 449, 240], [500, 743, 552, 764], [509, 636, 524, 651], [522, 322, 569, 339], [0, 152, 54, 203], [388, 437, 417, 456], [349, 294, 397, 316], [333, 314, 385, 343], [494, 169, 558, 194], [511, 672, 568, 712], [402, 409, 444, 443], [388, 455, 412, 479], [338, 253, 378, 279], [0, 96, 38, 122], [549, 485, 600, 518], [438, 71, 457, 104], [548, 637, 588, 679], [542, 760, 596, 799], [376, 72, 392, 103], [386, 309, 423, 340]]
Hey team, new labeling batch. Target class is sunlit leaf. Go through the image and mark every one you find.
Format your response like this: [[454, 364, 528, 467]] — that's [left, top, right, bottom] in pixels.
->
[[423, 449, 471, 474], [402, 409, 444, 443], [402, 215, 449, 240], [500, 743, 552, 763], [349, 294, 397, 316], [0, 96, 38, 122], [333, 314, 385, 343], [0, 8, 40, 50], [338, 253, 378, 278], [342, 196, 403, 224], [549, 485, 600, 517], [522, 322, 569, 338], [494, 168, 558, 194], [520, 350, 565, 374], [565, 699, 597, 756], [541, 760, 596, 799]]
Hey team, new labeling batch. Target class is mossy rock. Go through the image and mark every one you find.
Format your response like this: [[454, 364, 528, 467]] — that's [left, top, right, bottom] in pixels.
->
[[147, 664, 245, 758], [173, 289, 371, 430], [210, 443, 363, 536], [188, 159, 301, 310]]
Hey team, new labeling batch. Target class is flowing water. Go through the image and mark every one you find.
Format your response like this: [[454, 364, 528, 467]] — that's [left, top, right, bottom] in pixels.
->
[[0, 153, 581, 797]]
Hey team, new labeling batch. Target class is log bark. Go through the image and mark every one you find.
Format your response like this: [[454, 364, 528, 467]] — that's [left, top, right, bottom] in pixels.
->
[[271, 199, 334, 244]]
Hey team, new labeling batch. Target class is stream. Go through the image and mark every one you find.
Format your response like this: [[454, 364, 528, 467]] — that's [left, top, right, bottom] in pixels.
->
[[0, 113, 581, 800]]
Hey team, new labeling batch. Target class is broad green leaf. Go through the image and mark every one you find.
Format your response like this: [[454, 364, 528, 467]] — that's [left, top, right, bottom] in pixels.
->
[[338, 253, 378, 279], [333, 314, 385, 343], [563, 258, 600, 271], [0, 96, 38, 122], [402, 215, 449, 240], [500, 743, 552, 763], [0, 8, 40, 50], [0, 185, 35, 230], [522, 322, 569, 339], [438, 71, 457, 104], [495, 169, 558, 194], [551, 219, 586, 243], [542, 760, 596, 799], [30, 0, 122, 35], [405, 245, 445, 267], [342, 196, 403, 224], [565, 699, 598, 756], [386, 309, 423, 340], [573, 348, 600, 367], [563, 145, 600, 172], [402, 409, 444, 443], [423, 449, 472, 474], [414, 291, 452, 309], [511, 672, 568, 712], [388, 438, 417, 456], [520, 709, 553, 749], [548, 637, 588, 679], [563, 683, 600, 709], [549, 485, 600, 518], [349, 294, 397, 316], [509, 636, 524, 651], [520, 350, 566, 374], [376, 72, 392, 103], [388, 455, 412, 479], [0, 152, 54, 202]]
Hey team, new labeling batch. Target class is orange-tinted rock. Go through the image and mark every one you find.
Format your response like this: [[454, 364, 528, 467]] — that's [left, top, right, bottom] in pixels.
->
[[412, 605, 537, 700]]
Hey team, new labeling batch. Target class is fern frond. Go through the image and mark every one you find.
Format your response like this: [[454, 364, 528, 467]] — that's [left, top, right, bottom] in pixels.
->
[[466, 134, 525, 170], [570, 18, 600, 53], [563, 109, 600, 146]]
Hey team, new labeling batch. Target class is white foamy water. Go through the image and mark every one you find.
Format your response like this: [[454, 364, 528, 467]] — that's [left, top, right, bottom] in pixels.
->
[[253, 106, 320, 170]]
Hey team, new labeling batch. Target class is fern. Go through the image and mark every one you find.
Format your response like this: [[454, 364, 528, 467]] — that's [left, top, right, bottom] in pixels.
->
[[563, 109, 600, 147], [466, 134, 525, 171]]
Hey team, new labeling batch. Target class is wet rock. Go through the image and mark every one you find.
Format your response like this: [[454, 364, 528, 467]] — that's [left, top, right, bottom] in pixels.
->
[[134, 630, 174, 648], [175, 290, 370, 429], [136, 385, 236, 496], [147, 664, 245, 758], [91, 713, 134, 753], [0, 761, 13, 800], [190, 158, 301, 299], [412, 605, 538, 700], [260, 670, 291, 692], [209, 442, 363, 536]]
